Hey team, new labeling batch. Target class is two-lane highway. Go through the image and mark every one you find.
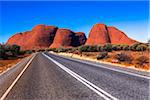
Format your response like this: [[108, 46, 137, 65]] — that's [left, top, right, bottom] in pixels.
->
[[1, 53, 104, 100], [0, 52, 149, 100]]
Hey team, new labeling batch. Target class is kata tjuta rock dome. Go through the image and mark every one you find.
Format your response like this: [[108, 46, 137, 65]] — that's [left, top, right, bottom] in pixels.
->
[[85, 23, 136, 45], [50, 29, 87, 48], [7, 25, 87, 50], [7, 23, 136, 50], [7, 25, 58, 50]]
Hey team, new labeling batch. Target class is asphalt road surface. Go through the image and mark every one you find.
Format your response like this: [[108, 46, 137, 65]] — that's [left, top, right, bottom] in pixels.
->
[[0, 53, 149, 100]]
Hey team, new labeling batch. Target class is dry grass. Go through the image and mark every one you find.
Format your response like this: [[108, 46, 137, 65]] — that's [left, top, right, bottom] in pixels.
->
[[0, 54, 30, 73], [54, 51, 150, 71], [83, 51, 150, 70]]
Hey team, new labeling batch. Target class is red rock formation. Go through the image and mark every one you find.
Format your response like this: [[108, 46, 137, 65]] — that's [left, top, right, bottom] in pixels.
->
[[7, 23, 137, 50], [85, 24, 110, 45], [50, 29, 73, 48], [86, 23, 136, 45], [50, 29, 87, 48], [26, 25, 58, 49], [72, 32, 87, 46], [7, 25, 58, 50], [107, 27, 136, 45]]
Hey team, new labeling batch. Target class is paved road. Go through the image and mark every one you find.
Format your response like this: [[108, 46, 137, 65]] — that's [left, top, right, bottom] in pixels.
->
[[0, 53, 149, 100], [45, 53, 149, 100], [2, 53, 103, 100]]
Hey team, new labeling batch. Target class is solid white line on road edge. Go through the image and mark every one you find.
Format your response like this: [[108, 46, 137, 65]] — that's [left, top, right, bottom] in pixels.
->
[[0, 54, 36, 100], [43, 53, 118, 100], [55, 54, 150, 80]]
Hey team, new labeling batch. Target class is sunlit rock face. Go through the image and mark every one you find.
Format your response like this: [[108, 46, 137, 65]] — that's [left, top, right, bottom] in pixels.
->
[[7, 25, 58, 50], [86, 23, 136, 45], [86, 23, 110, 45], [107, 26, 136, 45]]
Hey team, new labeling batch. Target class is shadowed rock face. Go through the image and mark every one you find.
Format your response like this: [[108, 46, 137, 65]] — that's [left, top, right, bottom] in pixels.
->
[[86, 23, 136, 45], [72, 32, 87, 47], [7, 25, 58, 50], [50, 29, 87, 48]]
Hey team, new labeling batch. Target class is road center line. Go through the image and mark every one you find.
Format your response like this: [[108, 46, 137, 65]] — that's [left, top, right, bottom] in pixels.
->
[[0, 54, 36, 100], [43, 53, 118, 100]]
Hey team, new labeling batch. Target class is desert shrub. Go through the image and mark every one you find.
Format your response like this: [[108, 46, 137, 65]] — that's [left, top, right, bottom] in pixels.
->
[[0, 45, 6, 59], [97, 45, 103, 52], [96, 52, 108, 60], [147, 45, 150, 51], [0, 44, 21, 59], [67, 47, 78, 53], [25, 50, 33, 54], [122, 45, 129, 51], [129, 42, 148, 51], [78, 45, 89, 52], [37, 49, 45, 52], [129, 42, 141, 51], [135, 56, 149, 66], [115, 52, 133, 63], [78, 45, 98, 52], [10, 44, 20, 56], [112, 44, 121, 51], [19, 50, 26, 55], [47, 48, 57, 52], [136, 44, 147, 51], [103, 43, 112, 52], [87, 45, 98, 52], [112, 44, 129, 51], [57, 47, 68, 53]]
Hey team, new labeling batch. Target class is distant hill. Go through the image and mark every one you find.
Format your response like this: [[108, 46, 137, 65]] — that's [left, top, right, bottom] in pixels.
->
[[6, 23, 136, 50]]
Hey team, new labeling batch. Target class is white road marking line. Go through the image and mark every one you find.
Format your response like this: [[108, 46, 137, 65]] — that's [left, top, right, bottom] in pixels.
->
[[43, 53, 118, 100], [0, 54, 36, 100], [55, 54, 150, 80]]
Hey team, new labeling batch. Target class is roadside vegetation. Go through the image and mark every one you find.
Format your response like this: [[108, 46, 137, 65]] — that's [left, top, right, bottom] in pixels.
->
[[0, 44, 33, 73], [1, 42, 149, 72], [44, 42, 149, 71]]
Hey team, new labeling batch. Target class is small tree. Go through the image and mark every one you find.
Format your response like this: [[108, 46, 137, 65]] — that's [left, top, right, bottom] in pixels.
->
[[11, 44, 20, 56], [115, 52, 133, 63], [0, 45, 6, 59], [112, 44, 121, 51], [103, 43, 112, 52], [122, 45, 129, 51], [136, 44, 147, 51], [97, 45, 103, 52], [96, 52, 108, 60], [129, 42, 141, 51], [87, 45, 98, 52], [78, 45, 89, 52]]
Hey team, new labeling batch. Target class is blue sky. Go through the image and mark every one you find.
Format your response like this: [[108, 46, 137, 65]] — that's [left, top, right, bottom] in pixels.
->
[[0, 1, 149, 43]]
